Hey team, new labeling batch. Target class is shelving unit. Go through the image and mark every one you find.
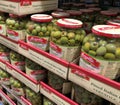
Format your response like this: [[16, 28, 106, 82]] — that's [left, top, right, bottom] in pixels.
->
[[0, 0, 120, 105]]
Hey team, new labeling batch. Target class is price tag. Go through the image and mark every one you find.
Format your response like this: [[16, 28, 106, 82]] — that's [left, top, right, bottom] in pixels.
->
[[68, 68, 90, 89], [0, 35, 18, 52], [29, 49, 68, 79], [13, 70, 39, 92], [90, 78, 120, 105], [40, 82, 78, 105]]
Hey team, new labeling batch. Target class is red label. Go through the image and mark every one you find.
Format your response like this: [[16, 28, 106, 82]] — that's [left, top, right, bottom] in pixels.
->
[[30, 70, 45, 75], [7, 29, 19, 36], [81, 52, 100, 68], [71, 69, 90, 80], [28, 36, 47, 44], [50, 42, 62, 53], [14, 62, 25, 66], [20, 43, 29, 50], [20, 0, 32, 6]]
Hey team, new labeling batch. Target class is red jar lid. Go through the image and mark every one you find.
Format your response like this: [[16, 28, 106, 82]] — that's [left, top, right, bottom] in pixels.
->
[[66, 10, 82, 16], [73, 3, 85, 7], [92, 25, 120, 38], [51, 11, 70, 18], [107, 19, 120, 26], [31, 14, 53, 22], [80, 9, 94, 13], [100, 11, 118, 16], [85, 4, 98, 8], [57, 18, 83, 29], [89, 7, 101, 12]]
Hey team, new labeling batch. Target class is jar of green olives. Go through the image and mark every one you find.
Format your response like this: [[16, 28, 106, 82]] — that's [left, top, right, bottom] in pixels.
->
[[80, 25, 120, 79], [80, 9, 94, 33], [66, 10, 82, 20], [25, 58, 46, 82], [25, 87, 42, 105], [0, 12, 7, 36], [6, 14, 26, 41], [73, 84, 102, 105], [50, 18, 86, 62], [0, 44, 10, 62], [10, 51, 25, 71], [26, 14, 53, 51], [95, 11, 118, 25]]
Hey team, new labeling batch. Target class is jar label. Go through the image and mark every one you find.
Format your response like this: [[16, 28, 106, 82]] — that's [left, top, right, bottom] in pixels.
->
[[0, 24, 6, 35], [50, 42, 81, 62], [0, 52, 9, 62], [12, 87, 24, 96], [25, 66, 46, 81], [80, 51, 120, 79], [10, 60, 25, 71], [1, 78, 10, 85], [27, 34, 49, 51], [7, 29, 26, 41]]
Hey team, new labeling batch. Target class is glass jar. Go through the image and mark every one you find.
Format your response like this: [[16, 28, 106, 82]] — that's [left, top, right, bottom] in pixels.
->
[[66, 10, 82, 20], [80, 25, 120, 79], [0, 44, 10, 62], [50, 18, 86, 62], [6, 14, 27, 41], [26, 14, 53, 51], [80, 9, 94, 33], [95, 11, 118, 25], [10, 51, 25, 71], [25, 87, 42, 105], [25, 58, 46, 82], [0, 12, 7, 36], [73, 84, 102, 105]]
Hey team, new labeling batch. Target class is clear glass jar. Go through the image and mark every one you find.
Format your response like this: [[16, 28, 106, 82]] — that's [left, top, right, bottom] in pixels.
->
[[73, 84, 102, 105], [25, 58, 46, 82], [26, 14, 53, 51], [50, 18, 86, 62], [80, 9, 94, 33], [95, 11, 118, 24], [25, 87, 42, 105], [80, 25, 120, 79], [66, 10, 82, 20], [6, 14, 27, 41]]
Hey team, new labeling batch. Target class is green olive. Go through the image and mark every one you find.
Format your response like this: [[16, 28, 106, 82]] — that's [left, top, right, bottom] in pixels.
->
[[67, 32, 75, 39], [60, 37, 68, 45], [82, 42, 90, 52], [99, 40, 107, 46], [52, 31, 61, 38], [106, 44, 116, 53], [115, 48, 120, 58], [88, 50, 96, 56], [96, 46, 107, 56], [104, 53, 115, 60], [90, 42, 99, 51], [68, 39, 75, 46]]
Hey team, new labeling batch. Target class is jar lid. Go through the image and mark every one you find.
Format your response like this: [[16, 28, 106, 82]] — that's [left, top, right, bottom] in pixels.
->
[[51, 11, 70, 18], [73, 3, 84, 6], [31, 14, 53, 22], [56, 8, 64, 12], [117, 16, 120, 20], [57, 18, 83, 29], [107, 19, 120, 26], [89, 7, 101, 11], [100, 11, 118, 16], [66, 10, 82, 16], [92, 25, 120, 38], [85, 4, 98, 8], [80, 9, 94, 13]]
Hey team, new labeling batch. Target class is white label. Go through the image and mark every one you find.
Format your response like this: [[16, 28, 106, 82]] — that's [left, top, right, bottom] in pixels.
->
[[0, 35, 18, 52], [29, 49, 68, 79], [11, 87, 24, 96], [41, 86, 71, 105], [90, 78, 120, 105], [68, 68, 90, 89], [0, 61, 6, 70], [6, 66, 14, 75], [50, 42, 81, 62], [0, 52, 9, 62], [12, 70, 39, 92]]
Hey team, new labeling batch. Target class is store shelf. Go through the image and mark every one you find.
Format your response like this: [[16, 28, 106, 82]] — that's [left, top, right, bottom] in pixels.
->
[[1, 84, 32, 105], [68, 63, 120, 105], [0, 0, 58, 15], [40, 82, 79, 105], [0, 88, 16, 105]]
